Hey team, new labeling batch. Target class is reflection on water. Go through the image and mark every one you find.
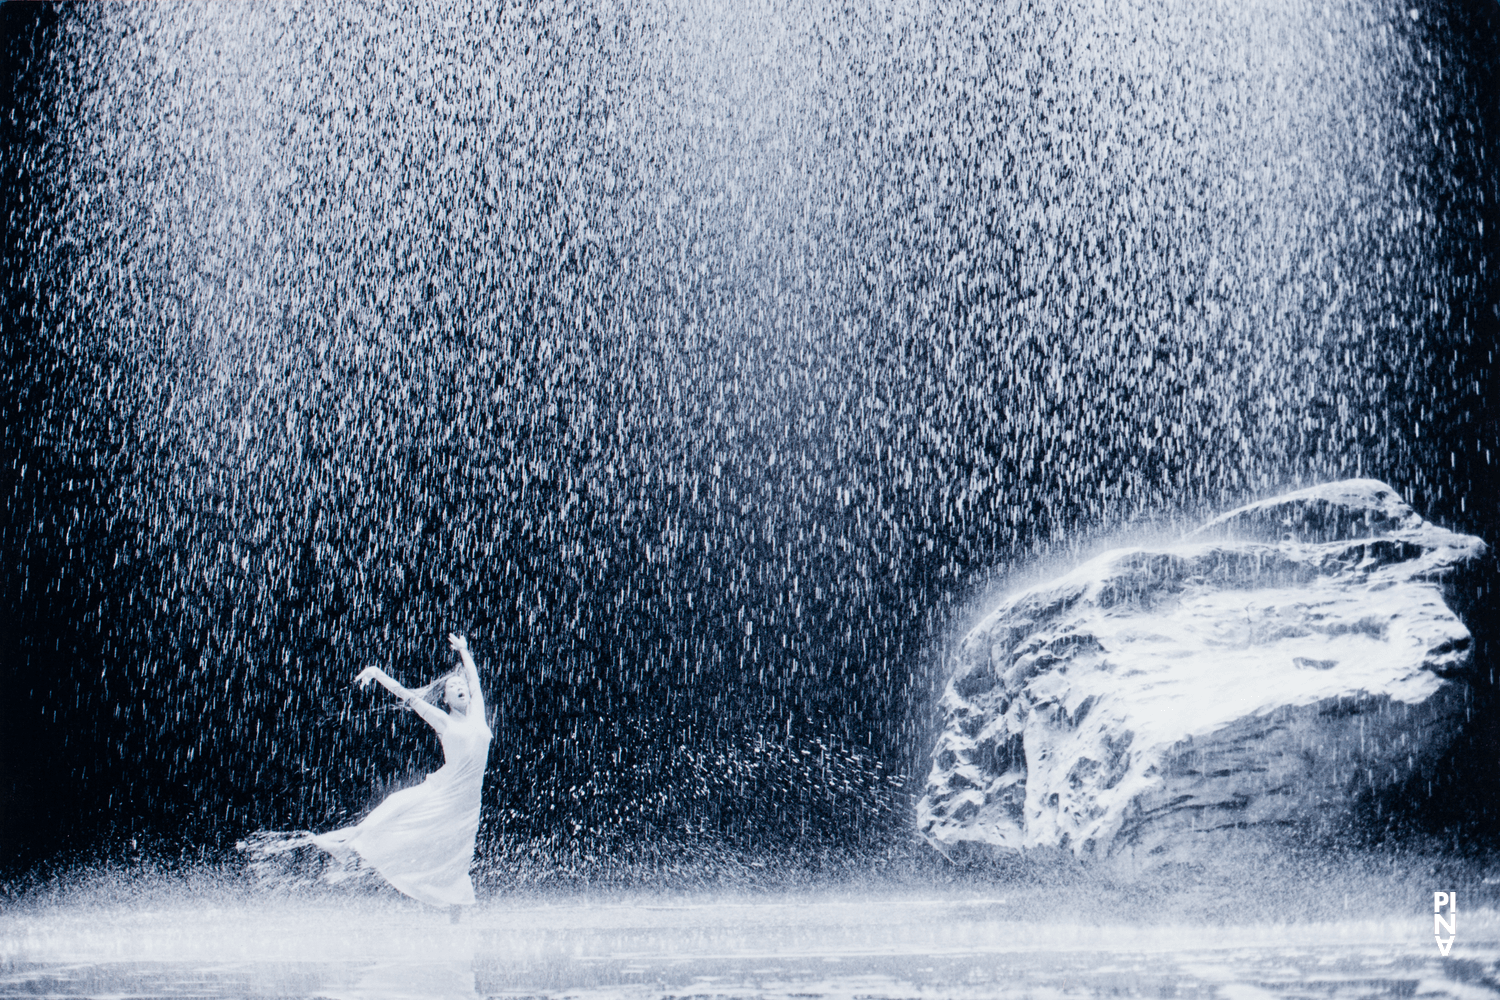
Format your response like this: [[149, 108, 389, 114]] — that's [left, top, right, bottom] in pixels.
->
[[2, 891, 1498, 999]]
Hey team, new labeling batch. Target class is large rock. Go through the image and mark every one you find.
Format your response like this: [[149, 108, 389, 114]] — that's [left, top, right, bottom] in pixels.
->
[[919, 480, 1487, 866]]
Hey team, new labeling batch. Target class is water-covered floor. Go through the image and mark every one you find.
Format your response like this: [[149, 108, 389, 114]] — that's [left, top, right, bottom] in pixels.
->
[[4, 885, 1498, 999]]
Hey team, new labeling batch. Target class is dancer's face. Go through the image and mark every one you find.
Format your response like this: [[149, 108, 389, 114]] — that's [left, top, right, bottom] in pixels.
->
[[445, 676, 470, 714]]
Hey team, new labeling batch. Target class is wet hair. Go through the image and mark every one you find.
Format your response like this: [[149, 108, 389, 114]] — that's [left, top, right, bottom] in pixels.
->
[[412, 666, 466, 708]]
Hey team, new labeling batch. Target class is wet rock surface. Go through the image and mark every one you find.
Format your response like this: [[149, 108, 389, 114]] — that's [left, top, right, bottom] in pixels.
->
[[919, 480, 1488, 865]]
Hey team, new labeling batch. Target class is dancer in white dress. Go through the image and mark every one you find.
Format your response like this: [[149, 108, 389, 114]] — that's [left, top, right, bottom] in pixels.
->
[[245, 633, 492, 912]]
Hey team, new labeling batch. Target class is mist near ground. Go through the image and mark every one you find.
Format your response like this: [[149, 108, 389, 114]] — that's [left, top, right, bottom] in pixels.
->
[[5, 850, 1500, 999]]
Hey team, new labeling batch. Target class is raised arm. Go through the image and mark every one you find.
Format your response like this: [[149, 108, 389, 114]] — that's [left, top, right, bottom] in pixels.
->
[[448, 633, 486, 721], [354, 666, 451, 734]]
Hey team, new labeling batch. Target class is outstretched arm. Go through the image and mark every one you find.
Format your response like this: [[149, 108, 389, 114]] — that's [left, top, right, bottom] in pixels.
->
[[354, 666, 451, 734], [448, 633, 486, 721]]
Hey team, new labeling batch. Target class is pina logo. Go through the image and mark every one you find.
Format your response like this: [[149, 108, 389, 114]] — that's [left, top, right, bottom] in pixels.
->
[[1433, 892, 1457, 956]]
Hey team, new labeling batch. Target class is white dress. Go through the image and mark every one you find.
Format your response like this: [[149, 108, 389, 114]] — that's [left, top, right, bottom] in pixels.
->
[[313, 706, 492, 906]]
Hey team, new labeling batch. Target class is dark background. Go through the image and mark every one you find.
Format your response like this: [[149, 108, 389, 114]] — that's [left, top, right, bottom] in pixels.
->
[[3, 0, 1498, 882]]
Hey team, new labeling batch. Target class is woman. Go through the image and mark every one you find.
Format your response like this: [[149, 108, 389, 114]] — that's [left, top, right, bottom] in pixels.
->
[[245, 633, 492, 912]]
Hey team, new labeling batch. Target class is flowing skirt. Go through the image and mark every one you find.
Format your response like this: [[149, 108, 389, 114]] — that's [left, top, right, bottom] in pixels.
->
[[240, 768, 483, 907], [242, 712, 491, 907], [312, 767, 482, 906]]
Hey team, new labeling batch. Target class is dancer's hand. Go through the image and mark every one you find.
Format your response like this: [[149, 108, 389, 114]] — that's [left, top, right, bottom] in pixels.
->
[[354, 666, 380, 689], [448, 633, 469, 654]]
